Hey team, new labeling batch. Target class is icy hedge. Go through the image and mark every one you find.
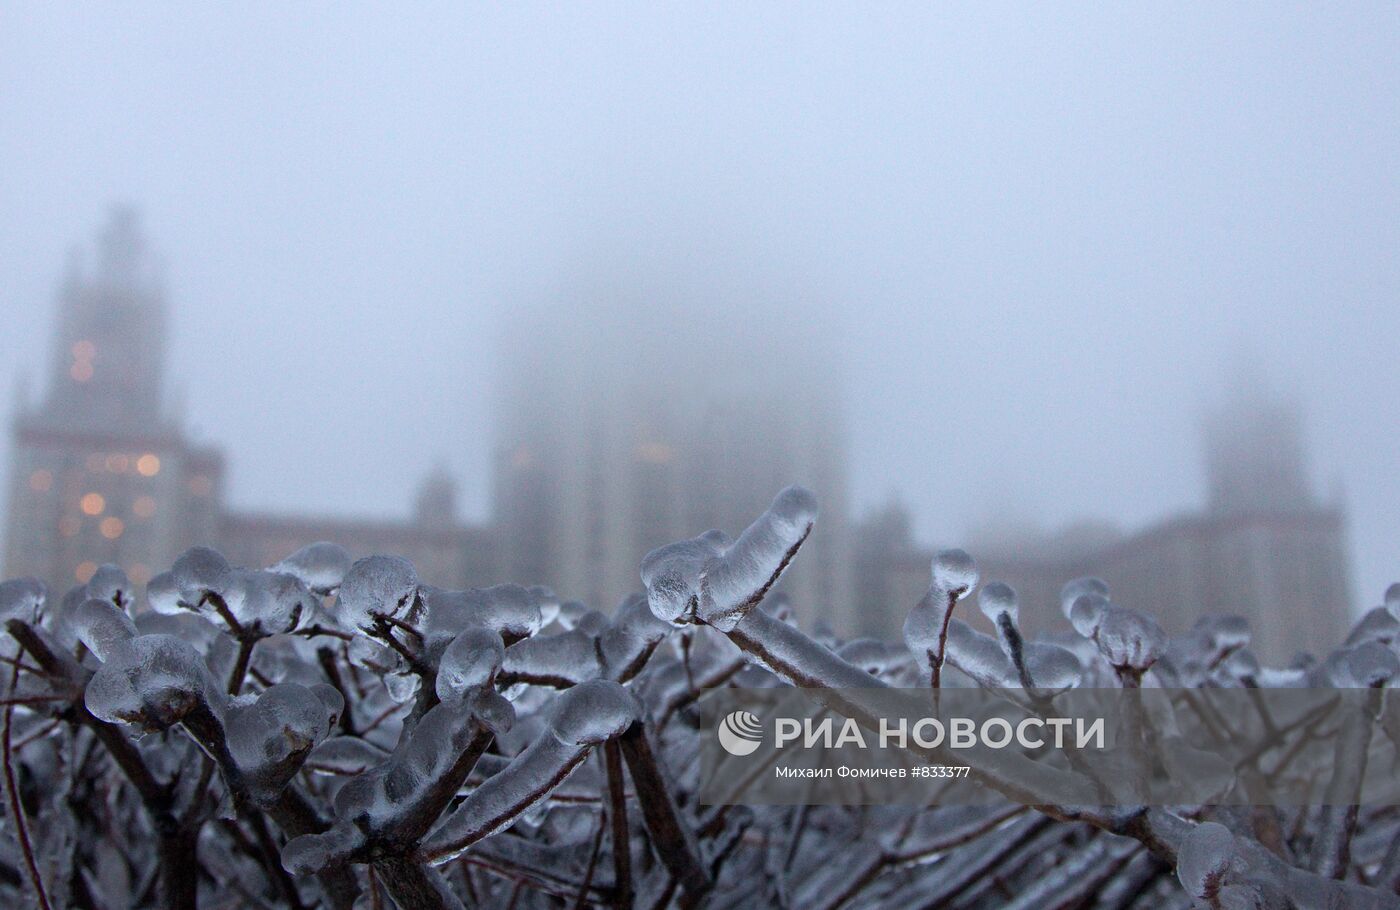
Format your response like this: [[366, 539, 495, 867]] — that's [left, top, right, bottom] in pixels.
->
[[1, 487, 1398, 909]]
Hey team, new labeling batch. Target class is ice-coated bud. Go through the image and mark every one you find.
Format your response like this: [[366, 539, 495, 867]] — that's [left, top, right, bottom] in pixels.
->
[[640, 530, 729, 624], [697, 486, 817, 632], [436, 627, 506, 700], [977, 582, 1018, 625], [171, 546, 233, 602], [237, 570, 316, 635], [306, 737, 388, 776], [1175, 821, 1235, 901], [85, 634, 216, 730], [347, 635, 396, 673], [575, 609, 608, 636], [1059, 577, 1108, 620], [422, 584, 543, 641], [72, 597, 138, 662], [0, 577, 47, 623], [45, 585, 88, 648], [1222, 648, 1260, 682], [598, 592, 674, 676], [1069, 593, 1109, 638], [548, 679, 640, 746], [901, 599, 944, 664], [1203, 615, 1250, 654], [944, 619, 1016, 688], [1329, 641, 1400, 688], [1023, 642, 1083, 696], [271, 542, 352, 595], [502, 627, 600, 686], [86, 564, 133, 611], [611, 591, 672, 642], [335, 555, 420, 632], [1345, 607, 1398, 647], [467, 585, 544, 639], [144, 571, 184, 615], [1094, 606, 1165, 672], [467, 687, 515, 738], [226, 683, 341, 783], [930, 549, 979, 601]]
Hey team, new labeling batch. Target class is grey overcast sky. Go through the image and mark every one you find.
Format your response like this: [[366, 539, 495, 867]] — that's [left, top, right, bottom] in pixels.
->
[[1, 4, 1397, 611]]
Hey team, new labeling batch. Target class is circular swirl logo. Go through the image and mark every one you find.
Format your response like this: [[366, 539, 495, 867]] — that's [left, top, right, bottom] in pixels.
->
[[717, 710, 763, 756]]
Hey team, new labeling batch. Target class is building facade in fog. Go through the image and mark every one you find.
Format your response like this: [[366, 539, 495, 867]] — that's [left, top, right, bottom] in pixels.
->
[[855, 387, 1351, 659], [3, 210, 494, 596], [3, 208, 225, 591], [493, 297, 856, 633], [5, 211, 1353, 658]]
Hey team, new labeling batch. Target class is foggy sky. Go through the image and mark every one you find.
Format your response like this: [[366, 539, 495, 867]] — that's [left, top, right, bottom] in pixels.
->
[[1, 4, 1397, 613]]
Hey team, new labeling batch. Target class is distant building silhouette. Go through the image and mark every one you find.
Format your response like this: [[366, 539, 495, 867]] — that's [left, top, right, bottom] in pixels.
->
[[493, 298, 856, 632], [3, 207, 224, 591], [855, 386, 1351, 660], [3, 209, 495, 596], [6, 210, 1353, 658]]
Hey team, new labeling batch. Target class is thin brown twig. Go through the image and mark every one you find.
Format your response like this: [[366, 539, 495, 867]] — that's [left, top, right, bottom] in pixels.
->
[[2, 663, 52, 910]]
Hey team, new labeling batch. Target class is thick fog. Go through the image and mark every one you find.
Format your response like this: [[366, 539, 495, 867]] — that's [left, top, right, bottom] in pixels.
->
[[1, 5, 1397, 610]]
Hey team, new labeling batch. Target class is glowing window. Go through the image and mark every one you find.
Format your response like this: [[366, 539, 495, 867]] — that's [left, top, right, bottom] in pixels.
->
[[136, 454, 161, 477], [80, 492, 106, 516], [28, 470, 53, 493], [75, 561, 97, 583], [71, 361, 94, 382], [99, 517, 125, 539], [105, 453, 130, 473]]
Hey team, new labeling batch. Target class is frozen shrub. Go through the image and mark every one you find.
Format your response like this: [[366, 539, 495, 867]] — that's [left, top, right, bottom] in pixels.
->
[[0, 489, 1394, 910]]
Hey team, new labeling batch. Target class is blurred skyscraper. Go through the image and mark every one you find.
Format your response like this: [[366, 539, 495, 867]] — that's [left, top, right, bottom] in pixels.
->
[[3, 209, 495, 595], [855, 382, 1351, 660], [3, 207, 224, 591], [493, 297, 856, 632]]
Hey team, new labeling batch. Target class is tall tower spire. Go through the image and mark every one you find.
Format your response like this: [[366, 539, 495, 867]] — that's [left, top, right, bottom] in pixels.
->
[[43, 204, 168, 431], [1202, 374, 1312, 515]]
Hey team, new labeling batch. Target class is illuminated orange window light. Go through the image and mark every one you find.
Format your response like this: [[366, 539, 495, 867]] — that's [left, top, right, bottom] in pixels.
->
[[136, 454, 161, 477], [79, 492, 106, 516]]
